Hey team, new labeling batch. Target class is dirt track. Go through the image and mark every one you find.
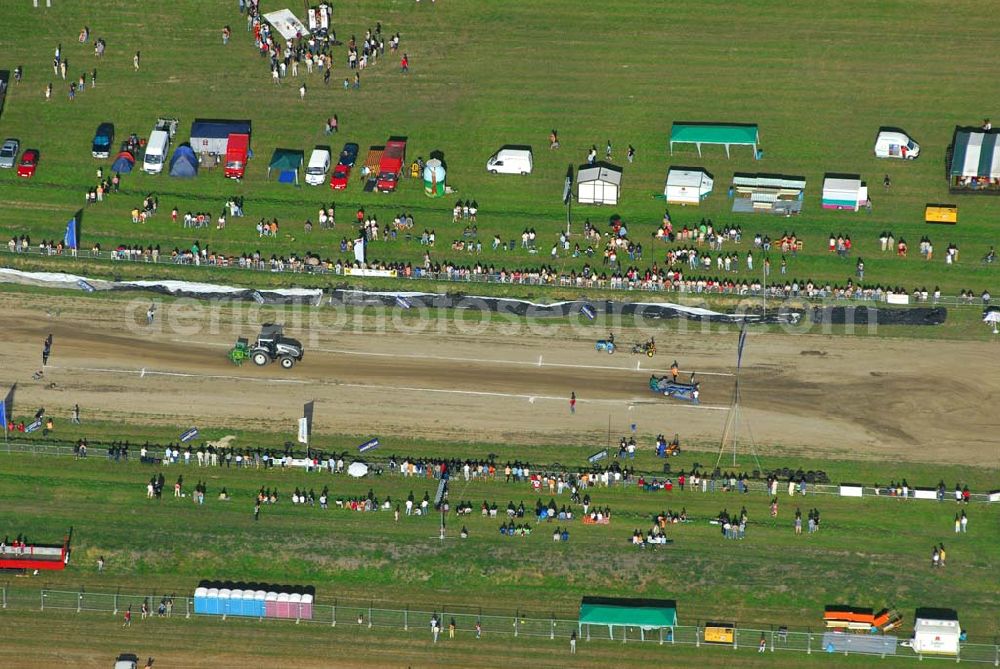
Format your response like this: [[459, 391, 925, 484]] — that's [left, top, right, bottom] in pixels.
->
[[2, 293, 998, 466]]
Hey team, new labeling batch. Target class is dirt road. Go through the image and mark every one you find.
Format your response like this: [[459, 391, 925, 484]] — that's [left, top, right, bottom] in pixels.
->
[[2, 293, 997, 466]]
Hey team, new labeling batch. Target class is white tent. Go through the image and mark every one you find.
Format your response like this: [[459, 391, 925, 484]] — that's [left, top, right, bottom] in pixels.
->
[[347, 462, 369, 478], [578, 163, 622, 205], [665, 168, 713, 205], [912, 612, 961, 655]]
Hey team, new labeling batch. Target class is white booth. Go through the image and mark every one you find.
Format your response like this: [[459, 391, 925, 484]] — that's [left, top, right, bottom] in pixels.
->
[[665, 168, 713, 205], [822, 176, 868, 211], [578, 163, 622, 205], [911, 610, 961, 656]]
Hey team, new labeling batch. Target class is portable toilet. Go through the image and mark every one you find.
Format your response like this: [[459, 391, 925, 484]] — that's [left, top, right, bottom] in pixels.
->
[[264, 591, 279, 618], [218, 588, 232, 616], [194, 586, 209, 614], [206, 588, 221, 615], [423, 158, 446, 197], [240, 590, 256, 617], [300, 593, 314, 620], [253, 590, 267, 618], [290, 592, 303, 619], [276, 592, 291, 619], [228, 589, 244, 616]]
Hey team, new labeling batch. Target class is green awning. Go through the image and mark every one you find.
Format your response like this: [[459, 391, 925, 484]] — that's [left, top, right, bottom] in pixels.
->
[[268, 148, 304, 171], [670, 123, 758, 146], [579, 597, 677, 628]]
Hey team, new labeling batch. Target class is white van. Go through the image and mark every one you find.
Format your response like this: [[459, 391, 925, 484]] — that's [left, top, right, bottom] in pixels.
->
[[874, 130, 919, 159], [487, 146, 532, 175], [143, 129, 170, 174], [305, 148, 331, 186]]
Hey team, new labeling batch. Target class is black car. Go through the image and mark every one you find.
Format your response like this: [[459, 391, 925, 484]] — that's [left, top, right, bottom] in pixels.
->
[[92, 122, 115, 159], [338, 142, 359, 167]]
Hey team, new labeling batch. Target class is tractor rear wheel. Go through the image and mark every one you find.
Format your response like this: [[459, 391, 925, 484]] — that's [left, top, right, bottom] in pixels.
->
[[252, 352, 269, 366], [279, 356, 295, 369]]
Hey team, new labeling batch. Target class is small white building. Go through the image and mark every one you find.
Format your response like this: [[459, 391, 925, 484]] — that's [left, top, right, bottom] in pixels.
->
[[911, 610, 961, 656], [665, 168, 713, 206], [578, 163, 622, 205]]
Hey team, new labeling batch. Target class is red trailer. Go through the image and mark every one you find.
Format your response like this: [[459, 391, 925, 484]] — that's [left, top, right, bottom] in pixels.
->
[[0, 531, 71, 571]]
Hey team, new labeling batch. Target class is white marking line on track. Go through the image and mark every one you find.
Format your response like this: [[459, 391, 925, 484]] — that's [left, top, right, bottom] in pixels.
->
[[170, 338, 735, 376], [49, 365, 309, 385], [48, 364, 730, 410], [310, 346, 736, 377]]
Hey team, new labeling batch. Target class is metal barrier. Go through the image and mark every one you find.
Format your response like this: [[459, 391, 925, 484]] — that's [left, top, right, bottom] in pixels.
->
[[7, 587, 995, 664], [1, 247, 992, 309]]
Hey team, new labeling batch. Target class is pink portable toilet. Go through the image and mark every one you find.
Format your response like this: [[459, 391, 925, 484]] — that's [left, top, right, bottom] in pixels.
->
[[289, 593, 303, 620], [300, 593, 314, 620], [276, 592, 291, 619], [264, 591, 279, 618]]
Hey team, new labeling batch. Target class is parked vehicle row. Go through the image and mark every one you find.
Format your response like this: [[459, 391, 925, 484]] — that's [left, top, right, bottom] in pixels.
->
[[0, 138, 39, 177]]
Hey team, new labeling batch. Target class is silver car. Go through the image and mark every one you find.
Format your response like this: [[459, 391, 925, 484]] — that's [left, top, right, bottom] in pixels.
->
[[0, 138, 18, 168]]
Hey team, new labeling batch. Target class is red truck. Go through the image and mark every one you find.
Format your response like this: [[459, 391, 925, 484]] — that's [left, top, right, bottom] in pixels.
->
[[375, 138, 406, 192], [224, 133, 250, 179]]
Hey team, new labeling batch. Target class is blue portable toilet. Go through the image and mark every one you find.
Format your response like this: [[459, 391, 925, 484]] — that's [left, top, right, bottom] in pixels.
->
[[194, 586, 209, 614], [205, 588, 220, 614]]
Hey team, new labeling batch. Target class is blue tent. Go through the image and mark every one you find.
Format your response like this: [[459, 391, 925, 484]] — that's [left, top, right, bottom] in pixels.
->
[[111, 150, 135, 174], [169, 144, 198, 178]]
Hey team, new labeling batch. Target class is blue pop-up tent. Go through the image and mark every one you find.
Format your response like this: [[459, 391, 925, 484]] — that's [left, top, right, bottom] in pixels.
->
[[169, 144, 198, 178], [111, 150, 135, 174]]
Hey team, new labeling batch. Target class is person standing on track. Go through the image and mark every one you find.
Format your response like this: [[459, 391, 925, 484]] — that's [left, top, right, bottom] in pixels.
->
[[569, 392, 576, 414], [42, 334, 53, 366]]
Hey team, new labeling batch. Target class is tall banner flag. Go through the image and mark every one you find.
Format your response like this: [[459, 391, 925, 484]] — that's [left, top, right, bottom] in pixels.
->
[[736, 323, 748, 370], [297, 417, 309, 445], [0, 383, 15, 431], [353, 237, 366, 264], [303, 401, 315, 439], [63, 217, 78, 250]]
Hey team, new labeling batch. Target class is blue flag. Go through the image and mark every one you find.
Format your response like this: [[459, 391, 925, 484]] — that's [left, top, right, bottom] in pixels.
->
[[63, 217, 78, 250], [0, 383, 13, 430], [737, 324, 748, 370]]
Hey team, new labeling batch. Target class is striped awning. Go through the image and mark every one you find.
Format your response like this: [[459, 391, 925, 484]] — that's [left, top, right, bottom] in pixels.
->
[[951, 130, 1000, 178]]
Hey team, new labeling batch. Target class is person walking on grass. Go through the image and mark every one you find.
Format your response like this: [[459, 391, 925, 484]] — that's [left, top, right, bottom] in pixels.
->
[[72, 404, 81, 424], [400, 53, 409, 74], [97, 555, 105, 573], [570, 631, 577, 654], [133, 51, 140, 72], [570, 392, 576, 414], [960, 510, 968, 533], [253, 500, 261, 521], [122, 605, 132, 628]]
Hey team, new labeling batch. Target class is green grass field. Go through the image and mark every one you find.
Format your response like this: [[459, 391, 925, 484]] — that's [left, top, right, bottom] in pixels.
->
[[1, 0, 999, 299], [1, 430, 998, 634], [2, 2, 1000, 667]]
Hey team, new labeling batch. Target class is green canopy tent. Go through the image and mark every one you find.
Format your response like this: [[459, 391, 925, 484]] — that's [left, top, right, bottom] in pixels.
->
[[578, 596, 677, 642], [267, 148, 305, 184], [670, 122, 759, 159]]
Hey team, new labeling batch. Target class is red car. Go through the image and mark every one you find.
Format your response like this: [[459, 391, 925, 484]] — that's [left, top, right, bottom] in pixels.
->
[[17, 149, 39, 178], [329, 162, 351, 190]]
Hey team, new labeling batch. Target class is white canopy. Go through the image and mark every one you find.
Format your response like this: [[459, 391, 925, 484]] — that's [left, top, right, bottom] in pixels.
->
[[263, 9, 310, 40], [348, 461, 369, 477]]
